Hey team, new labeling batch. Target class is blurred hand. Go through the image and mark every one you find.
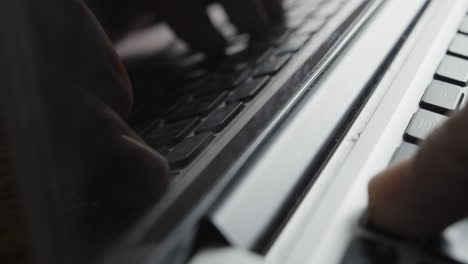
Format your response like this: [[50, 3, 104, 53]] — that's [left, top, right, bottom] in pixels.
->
[[0, 130, 30, 263], [368, 105, 468, 238], [85, 0, 284, 55], [1, 0, 170, 256], [0, 1, 285, 261]]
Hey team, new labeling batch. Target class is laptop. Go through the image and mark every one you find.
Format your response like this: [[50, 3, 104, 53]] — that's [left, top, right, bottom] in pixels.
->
[[1, 0, 468, 263]]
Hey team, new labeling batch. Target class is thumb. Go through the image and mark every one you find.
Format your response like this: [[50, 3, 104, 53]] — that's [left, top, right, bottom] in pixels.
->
[[368, 107, 468, 238]]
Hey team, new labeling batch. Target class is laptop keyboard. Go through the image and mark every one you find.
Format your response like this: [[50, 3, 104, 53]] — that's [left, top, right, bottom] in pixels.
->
[[341, 15, 468, 264], [135, 0, 348, 173], [390, 32, 468, 164]]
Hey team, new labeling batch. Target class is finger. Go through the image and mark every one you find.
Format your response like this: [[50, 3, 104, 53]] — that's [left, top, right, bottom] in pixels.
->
[[368, 108, 468, 239], [368, 159, 428, 237], [259, 0, 285, 23], [84, 102, 169, 207], [0, 136, 30, 263], [219, 0, 270, 36], [155, 2, 227, 57]]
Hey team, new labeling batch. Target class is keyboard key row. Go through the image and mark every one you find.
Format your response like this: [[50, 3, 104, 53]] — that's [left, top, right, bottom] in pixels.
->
[[167, 133, 214, 169], [218, 33, 309, 74], [390, 16, 468, 166], [147, 103, 245, 168], [139, 0, 347, 172], [352, 13, 468, 264], [404, 109, 447, 144], [166, 93, 227, 122], [448, 33, 468, 59], [276, 35, 311, 55], [146, 118, 201, 148], [435, 55, 468, 87], [420, 80, 463, 115], [228, 77, 270, 102], [458, 16, 468, 35], [196, 103, 244, 134], [390, 142, 419, 165], [253, 55, 292, 77]]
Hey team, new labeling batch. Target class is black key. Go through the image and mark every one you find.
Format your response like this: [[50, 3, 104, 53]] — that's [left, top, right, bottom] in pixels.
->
[[147, 137, 174, 151], [167, 133, 214, 169], [448, 34, 468, 59], [227, 77, 270, 102], [166, 93, 227, 122], [165, 94, 193, 114], [340, 238, 398, 264], [191, 75, 231, 97], [146, 118, 200, 148], [459, 16, 468, 36], [404, 109, 447, 144], [420, 80, 464, 115], [225, 69, 252, 88], [253, 55, 291, 77], [435, 55, 468, 87], [390, 142, 419, 165], [196, 103, 244, 133], [193, 71, 251, 96], [276, 35, 310, 55]]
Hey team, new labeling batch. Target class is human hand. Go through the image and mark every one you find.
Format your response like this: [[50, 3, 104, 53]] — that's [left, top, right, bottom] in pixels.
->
[[1, 0, 169, 233], [85, 0, 284, 55], [0, 129, 30, 263], [368, 105, 468, 238]]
